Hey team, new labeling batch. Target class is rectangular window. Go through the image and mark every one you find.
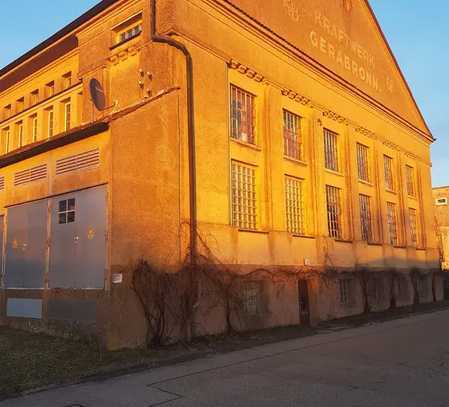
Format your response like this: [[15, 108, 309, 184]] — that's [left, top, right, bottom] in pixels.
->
[[231, 161, 257, 230], [58, 198, 76, 224], [326, 185, 342, 239], [356, 143, 370, 182], [285, 176, 305, 235], [16, 97, 25, 113], [3, 105, 11, 120], [30, 115, 38, 142], [63, 101, 71, 131], [114, 14, 143, 45], [386, 202, 398, 246], [324, 128, 339, 172], [45, 81, 55, 98], [409, 208, 419, 246], [283, 110, 302, 160], [384, 155, 394, 191], [30, 89, 39, 106], [62, 72, 72, 89], [1, 128, 10, 154], [359, 194, 373, 242], [47, 107, 54, 138], [436, 197, 448, 206], [242, 281, 261, 316], [230, 85, 255, 144], [406, 165, 416, 197], [339, 279, 351, 305], [16, 121, 24, 148]]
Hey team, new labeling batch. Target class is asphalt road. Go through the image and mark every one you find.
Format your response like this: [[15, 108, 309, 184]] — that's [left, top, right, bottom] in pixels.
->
[[3, 309, 449, 407]]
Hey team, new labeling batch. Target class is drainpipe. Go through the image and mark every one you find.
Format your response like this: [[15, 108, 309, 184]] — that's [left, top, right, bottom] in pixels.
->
[[150, 0, 197, 266]]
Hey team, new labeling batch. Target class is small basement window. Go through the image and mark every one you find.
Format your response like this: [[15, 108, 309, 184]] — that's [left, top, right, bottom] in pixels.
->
[[113, 14, 142, 46], [436, 197, 448, 206], [58, 198, 76, 224]]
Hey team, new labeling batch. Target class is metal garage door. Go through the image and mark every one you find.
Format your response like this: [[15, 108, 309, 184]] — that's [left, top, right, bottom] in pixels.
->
[[49, 185, 106, 289], [4, 200, 48, 288]]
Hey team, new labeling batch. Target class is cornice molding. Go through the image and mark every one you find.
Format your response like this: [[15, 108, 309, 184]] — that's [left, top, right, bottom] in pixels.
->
[[228, 59, 265, 83]]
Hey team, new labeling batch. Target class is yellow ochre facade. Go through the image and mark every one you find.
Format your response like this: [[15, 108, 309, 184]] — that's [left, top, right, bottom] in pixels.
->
[[0, 0, 442, 348]]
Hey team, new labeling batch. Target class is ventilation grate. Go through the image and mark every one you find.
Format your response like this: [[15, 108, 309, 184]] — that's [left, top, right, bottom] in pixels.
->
[[56, 148, 100, 175], [0, 176, 5, 191], [14, 164, 47, 186]]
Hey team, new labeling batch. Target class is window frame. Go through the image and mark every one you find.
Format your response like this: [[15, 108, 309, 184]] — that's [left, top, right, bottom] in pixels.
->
[[384, 155, 394, 191], [324, 128, 339, 172], [231, 160, 257, 230], [359, 194, 373, 242], [405, 165, 416, 197], [386, 201, 399, 246], [230, 84, 256, 145], [57, 198, 76, 225], [339, 279, 352, 305], [356, 142, 370, 182], [283, 109, 303, 161], [326, 184, 342, 239], [285, 175, 305, 235]]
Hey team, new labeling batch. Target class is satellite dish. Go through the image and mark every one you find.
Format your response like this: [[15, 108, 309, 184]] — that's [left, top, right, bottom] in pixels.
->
[[89, 78, 106, 111]]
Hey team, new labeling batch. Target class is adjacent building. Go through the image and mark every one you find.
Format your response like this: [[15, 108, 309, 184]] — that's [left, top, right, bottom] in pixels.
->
[[433, 186, 449, 271], [0, 0, 442, 349]]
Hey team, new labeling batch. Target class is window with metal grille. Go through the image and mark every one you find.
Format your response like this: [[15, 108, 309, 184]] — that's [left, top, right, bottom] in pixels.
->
[[409, 208, 419, 246], [356, 143, 370, 182], [326, 185, 342, 239], [406, 165, 415, 196], [230, 85, 255, 144], [231, 161, 257, 230], [359, 194, 373, 242], [241, 281, 261, 316], [58, 198, 76, 224], [384, 155, 394, 191], [324, 128, 339, 172], [285, 176, 305, 234], [386, 202, 399, 246], [283, 110, 302, 160], [339, 279, 351, 305]]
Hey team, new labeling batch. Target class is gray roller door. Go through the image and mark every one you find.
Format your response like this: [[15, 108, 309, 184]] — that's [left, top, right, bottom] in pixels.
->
[[4, 200, 48, 288], [49, 185, 106, 289]]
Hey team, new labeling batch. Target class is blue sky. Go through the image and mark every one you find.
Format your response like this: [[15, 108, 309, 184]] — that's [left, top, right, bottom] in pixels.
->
[[1, 1, 448, 186]]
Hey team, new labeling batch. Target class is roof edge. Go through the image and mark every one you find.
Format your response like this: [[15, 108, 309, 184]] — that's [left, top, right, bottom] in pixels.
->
[[0, 0, 119, 78]]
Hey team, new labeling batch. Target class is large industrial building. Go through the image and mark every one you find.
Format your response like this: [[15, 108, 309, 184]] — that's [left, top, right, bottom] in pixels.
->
[[0, 0, 442, 348]]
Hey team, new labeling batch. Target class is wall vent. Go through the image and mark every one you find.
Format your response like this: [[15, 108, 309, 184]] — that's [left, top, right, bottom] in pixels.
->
[[14, 164, 47, 186], [56, 148, 100, 175], [0, 176, 5, 191]]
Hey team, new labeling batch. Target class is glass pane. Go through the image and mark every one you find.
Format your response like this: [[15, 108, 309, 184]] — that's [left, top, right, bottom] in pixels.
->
[[59, 213, 67, 224], [59, 200, 67, 212], [68, 198, 75, 211], [67, 211, 75, 223]]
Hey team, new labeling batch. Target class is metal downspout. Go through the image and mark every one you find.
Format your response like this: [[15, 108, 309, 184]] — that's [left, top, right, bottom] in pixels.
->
[[150, 0, 197, 266]]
